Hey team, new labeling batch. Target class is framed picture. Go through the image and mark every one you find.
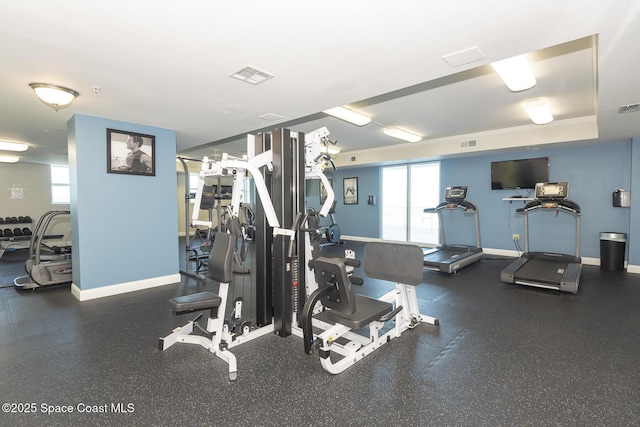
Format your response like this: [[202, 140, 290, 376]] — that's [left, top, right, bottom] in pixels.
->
[[343, 177, 358, 205], [107, 128, 156, 176], [320, 178, 332, 204]]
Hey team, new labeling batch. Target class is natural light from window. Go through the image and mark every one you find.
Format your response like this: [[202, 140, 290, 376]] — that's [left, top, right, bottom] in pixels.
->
[[381, 162, 440, 244], [51, 165, 70, 204]]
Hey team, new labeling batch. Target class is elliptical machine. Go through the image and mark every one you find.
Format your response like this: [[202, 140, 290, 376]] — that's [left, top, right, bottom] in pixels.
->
[[14, 210, 72, 290]]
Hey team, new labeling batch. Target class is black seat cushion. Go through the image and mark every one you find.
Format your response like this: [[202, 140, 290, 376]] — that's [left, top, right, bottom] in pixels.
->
[[169, 291, 221, 313], [327, 294, 393, 330]]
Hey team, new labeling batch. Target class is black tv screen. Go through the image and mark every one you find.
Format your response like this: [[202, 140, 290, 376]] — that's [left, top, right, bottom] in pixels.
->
[[491, 157, 549, 190]]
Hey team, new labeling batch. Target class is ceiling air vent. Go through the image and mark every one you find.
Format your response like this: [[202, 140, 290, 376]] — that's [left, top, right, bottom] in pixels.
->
[[257, 113, 284, 121], [459, 139, 478, 149], [618, 104, 640, 114], [230, 65, 274, 85]]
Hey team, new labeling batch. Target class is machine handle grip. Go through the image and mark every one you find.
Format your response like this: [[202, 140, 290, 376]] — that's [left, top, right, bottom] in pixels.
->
[[517, 200, 542, 213], [299, 209, 320, 232], [349, 276, 364, 286], [287, 212, 304, 258]]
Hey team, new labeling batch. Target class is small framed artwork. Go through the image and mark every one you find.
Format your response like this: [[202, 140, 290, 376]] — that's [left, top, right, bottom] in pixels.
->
[[320, 178, 332, 204], [343, 177, 358, 205], [107, 128, 156, 176]]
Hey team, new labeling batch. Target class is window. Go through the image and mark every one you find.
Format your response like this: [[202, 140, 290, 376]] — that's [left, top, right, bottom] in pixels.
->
[[189, 173, 199, 201], [51, 165, 70, 204], [381, 166, 407, 241], [381, 162, 440, 244]]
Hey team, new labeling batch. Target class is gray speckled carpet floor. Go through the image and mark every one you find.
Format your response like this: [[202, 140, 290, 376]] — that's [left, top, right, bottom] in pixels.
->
[[1, 241, 639, 426]]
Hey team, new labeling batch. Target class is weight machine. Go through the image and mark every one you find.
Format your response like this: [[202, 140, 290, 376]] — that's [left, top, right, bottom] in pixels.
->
[[161, 129, 313, 379], [161, 127, 438, 379]]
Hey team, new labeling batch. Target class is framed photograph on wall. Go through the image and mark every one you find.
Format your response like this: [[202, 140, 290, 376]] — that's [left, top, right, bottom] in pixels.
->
[[343, 177, 358, 205], [320, 178, 332, 204], [107, 128, 156, 176]]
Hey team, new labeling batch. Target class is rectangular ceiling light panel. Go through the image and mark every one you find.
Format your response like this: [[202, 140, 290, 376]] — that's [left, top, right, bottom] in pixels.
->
[[491, 55, 536, 92], [323, 106, 371, 126], [383, 127, 422, 143]]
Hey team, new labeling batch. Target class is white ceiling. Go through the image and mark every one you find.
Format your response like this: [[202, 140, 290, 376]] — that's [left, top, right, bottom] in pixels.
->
[[1, 1, 639, 167]]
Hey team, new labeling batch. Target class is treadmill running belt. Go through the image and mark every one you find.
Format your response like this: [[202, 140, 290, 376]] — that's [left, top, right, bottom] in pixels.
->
[[424, 249, 465, 264], [516, 259, 568, 285]]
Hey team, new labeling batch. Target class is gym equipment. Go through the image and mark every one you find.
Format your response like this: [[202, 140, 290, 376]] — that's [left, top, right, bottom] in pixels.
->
[[14, 210, 72, 290], [187, 184, 218, 274], [319, 201, 341, 246], [423, 186, 483, 273], [162, 145, 305, 380], [165, 128, 439, 378], [301, 241, 439, 374], [160, 232, 253, 382], [0, 216, 36, 259], [501, 182, 582, 294], [177, 156, 209, 282], [177, 158, 237, 281]]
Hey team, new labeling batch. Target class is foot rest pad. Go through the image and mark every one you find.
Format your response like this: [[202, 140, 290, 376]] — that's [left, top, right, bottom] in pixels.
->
[[170, 291, 222, 313]]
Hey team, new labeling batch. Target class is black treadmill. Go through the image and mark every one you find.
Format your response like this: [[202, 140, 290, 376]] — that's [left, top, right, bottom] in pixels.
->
[[423, 186, 483, 273], [501, 182, 582, 294]]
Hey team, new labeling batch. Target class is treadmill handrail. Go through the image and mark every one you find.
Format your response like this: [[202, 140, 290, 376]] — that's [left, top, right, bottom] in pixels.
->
[[424, 201, 477, 214], [517, 199, 580, 214]]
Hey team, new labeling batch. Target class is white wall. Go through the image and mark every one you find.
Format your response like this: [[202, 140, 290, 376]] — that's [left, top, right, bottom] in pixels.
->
[[0, 162, 70, 221]]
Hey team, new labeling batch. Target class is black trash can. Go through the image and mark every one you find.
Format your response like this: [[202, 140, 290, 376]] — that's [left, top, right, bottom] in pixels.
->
[[599, 232, 627, 271]]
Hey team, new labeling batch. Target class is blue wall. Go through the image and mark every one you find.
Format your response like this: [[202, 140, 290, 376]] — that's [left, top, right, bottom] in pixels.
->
[[305, 167, 380, 238], [318, 140, 634, 261], [68, 114, 179, 291], [441, 142, 631, 258]]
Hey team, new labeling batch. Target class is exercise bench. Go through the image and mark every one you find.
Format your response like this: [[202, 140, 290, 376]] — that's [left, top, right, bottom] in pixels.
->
[[301, 241, 439, 374], [159, 232, 238, 381]]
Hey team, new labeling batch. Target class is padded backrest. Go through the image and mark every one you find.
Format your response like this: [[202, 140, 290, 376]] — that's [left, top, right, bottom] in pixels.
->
[[364, 242, 424, 286], [208, 232, 235, 283], [313, 257, 357, 315], [226, 216, 246, 262]]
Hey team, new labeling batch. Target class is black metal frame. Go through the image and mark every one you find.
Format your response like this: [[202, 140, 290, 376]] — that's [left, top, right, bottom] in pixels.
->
[[106, 128, 156, 176], [254, 129, 306, 337]]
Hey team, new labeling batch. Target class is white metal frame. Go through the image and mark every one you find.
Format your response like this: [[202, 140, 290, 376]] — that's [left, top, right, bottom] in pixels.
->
[[291, 281, 438, 374]]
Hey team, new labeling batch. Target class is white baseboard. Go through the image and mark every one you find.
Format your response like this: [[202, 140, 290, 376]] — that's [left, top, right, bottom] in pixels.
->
[[627, 265, 640, 274], [71, 273, 180, 301]]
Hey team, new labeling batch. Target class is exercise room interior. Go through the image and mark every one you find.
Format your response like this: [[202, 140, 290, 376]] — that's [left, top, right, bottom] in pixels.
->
[[2, 2, 640, 426]]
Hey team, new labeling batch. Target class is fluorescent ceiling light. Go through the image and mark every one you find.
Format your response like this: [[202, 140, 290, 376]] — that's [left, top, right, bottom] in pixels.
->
[[383, 127, 422, 143], [491, 55, 536, 92], [323, 106, 371, 126], [0, 141, 28, 152], [0, 155, 20, 163], [29, 82, 79, 111], [523, 99, 554, 124]]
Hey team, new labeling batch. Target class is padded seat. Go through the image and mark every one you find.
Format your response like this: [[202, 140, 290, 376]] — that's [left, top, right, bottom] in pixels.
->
[[327, 294, 393, 329], [170, 291, 221, 314]]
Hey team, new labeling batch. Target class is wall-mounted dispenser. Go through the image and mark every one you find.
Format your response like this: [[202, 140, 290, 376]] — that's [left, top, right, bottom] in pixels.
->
[[613, 189, 630, 207]]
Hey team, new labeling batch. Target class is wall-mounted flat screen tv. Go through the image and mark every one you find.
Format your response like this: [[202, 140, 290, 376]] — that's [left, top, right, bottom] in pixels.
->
[[491, 157, 549, 190]]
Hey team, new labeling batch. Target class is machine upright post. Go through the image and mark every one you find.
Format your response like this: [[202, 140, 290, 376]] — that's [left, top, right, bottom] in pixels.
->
[[254, 132, 273, 327], [523, 212, 529, 253], [253, 129, 306, 336]]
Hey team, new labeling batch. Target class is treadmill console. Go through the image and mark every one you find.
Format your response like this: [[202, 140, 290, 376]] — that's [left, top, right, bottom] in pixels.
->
[[444, 186, 468, 202], [535, 182, 568, 201]]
